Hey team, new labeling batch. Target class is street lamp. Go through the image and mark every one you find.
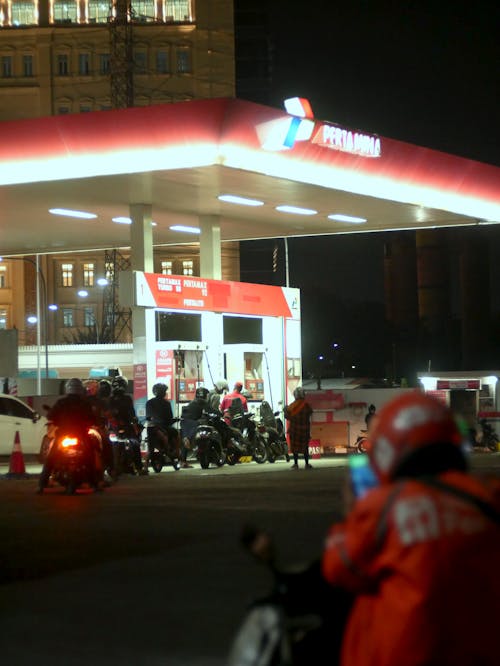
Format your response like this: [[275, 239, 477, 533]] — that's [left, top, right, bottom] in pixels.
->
[[0, 255, 49, 395]]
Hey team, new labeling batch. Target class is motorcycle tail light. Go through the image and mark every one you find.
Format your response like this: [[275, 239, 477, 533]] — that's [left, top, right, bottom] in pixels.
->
[[61, 436, 79, 448], [258, 425, 266, 433]]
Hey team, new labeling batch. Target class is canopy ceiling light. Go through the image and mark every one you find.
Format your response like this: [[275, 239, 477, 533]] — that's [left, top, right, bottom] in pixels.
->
[[169, 225, 201, 234], [328, 214, 367, 224], [49, 208, 97, 219], [276, 205, 317, 216], [218, 194, 264, 207]]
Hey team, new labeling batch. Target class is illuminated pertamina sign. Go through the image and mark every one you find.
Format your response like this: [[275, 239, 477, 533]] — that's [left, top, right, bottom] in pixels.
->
[[257, 97, 381, 157], [311, 123, 381, 158]]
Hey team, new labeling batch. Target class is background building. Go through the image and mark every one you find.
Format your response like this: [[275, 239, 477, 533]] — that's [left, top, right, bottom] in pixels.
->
[[0, 0, 239, 346]]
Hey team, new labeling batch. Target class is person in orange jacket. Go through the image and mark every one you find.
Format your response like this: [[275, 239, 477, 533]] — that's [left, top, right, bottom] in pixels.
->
[[322, 391, 500, 666]]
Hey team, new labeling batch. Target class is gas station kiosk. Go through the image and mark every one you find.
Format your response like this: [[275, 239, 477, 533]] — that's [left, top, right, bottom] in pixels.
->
[[120, 271, 301, 419]]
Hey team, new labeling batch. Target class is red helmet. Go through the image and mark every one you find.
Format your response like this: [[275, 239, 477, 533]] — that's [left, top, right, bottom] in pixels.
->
[[368, 391, 462, 484]]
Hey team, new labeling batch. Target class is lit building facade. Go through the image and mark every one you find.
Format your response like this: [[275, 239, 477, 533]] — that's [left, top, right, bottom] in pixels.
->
[[0, 0, 239, 348]]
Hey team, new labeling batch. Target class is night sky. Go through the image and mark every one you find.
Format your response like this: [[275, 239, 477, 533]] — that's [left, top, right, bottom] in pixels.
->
[[239, 0, 500, 376]]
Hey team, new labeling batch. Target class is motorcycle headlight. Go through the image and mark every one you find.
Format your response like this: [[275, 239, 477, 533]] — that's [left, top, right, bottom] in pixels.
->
[[195, 429, 211, 439]]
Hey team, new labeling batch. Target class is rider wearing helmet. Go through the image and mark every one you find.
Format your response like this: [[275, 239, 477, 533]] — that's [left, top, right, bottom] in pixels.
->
[[207, 379, 229, 413], [322, 391, 500, 666], [145, 383, 180, 470], [179, 387, 210, 468], [38, 378, 103, 492], [220, 381, 248, 424], [108, 375, 142, 473]]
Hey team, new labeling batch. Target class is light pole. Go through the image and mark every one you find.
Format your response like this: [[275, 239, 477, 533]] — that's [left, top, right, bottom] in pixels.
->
[[0, 255, 49, 395]]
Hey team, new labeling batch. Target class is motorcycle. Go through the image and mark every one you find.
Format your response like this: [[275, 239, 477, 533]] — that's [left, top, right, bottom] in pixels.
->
[[257, 401, 290, 463], [192, 413, 226, 469], [227, 411, 268, 465], [227, 525, 352, 666], [478, 420, 499, 452], [43, 426, 102, 495], [354, 429, 369, 453], [144, 418, 181, 472], [107, 420, 143, 477]]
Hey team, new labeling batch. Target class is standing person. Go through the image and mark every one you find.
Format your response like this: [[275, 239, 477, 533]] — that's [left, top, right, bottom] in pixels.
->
[[145, 383, 180, 470], [220, 381, 248, 423], [364, 404, 376, 431], [207, 379, 229, 413], [284, 386, 313, 470], [322, 391, 500, 666]]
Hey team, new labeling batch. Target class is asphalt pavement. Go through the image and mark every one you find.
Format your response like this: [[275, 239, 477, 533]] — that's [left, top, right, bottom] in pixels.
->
[[1, 454, 499, 666]]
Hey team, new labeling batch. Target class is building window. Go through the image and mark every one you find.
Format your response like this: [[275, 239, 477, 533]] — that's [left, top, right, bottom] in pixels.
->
[[99, 53, 110, 75], [52, 0, 78, 23], [2, 56, 12, 78], [0, 266, 7, 288], [80, 104, 92, 113], [10, 1, 37, 26], [182, 260, 193, 276], [156, 50, 169, 74], [164, 0, 192, 22], [134, 50, 147, 74], [61, 263, 73, 287], [84, 306, 95, 327], [88, 0, 109, 23], [22, 54, 33, 77], [58, 106, 70, 114], [176, 48, 191, 74], [0, 309, 7, 329], [62, 308, 74, 327], [132, 0, 155, 21], [57, 54, 69, 76], [161, 260, 173, 275], [83, 262, 95, 286], [78, 53, 90, 76]]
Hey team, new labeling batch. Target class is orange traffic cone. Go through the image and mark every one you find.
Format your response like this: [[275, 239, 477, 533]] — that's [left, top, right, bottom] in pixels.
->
[[7, 431, 27, 477]]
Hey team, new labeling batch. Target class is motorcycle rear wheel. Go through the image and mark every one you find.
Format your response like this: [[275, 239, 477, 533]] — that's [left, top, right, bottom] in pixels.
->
[[253, 438, 268, 464], [151, 451, 164, 473], [226, 450, 238, 465], [199, 451, 210, 469]]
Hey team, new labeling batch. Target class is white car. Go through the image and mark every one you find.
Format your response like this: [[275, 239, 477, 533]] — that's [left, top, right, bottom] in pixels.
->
[[0, 394, 48, 458]]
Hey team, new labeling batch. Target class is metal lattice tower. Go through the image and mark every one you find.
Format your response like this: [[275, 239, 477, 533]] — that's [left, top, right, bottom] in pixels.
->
[[103, 249, 133, 341], [108, 0, 134, 109]]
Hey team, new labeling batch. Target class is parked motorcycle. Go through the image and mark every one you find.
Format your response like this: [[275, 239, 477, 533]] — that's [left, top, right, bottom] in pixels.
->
[[144, 418, 181, 472], [107, 420, 143, 477], [227, 411, 268, 465], [478, 419, 500, 452], [192, 413, 226, 469], [227, 525, 352, 666], [43, 427, 102, 495], [258, 401, 290, 463], [354, 430, 369, 453]]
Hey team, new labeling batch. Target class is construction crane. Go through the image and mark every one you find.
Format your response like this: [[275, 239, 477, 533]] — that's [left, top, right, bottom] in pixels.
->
[[108, 0, 134, 109]]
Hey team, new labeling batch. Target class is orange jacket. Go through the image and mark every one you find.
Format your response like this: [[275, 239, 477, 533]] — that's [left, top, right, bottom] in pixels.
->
[[322, 471, 500, 666]]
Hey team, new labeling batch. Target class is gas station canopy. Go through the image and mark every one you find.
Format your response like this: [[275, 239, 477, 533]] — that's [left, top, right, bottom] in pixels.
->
[[0, 97, 499, 256]]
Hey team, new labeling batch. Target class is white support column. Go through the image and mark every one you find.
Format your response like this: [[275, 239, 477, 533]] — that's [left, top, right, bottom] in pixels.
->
[[199, 214, 222, 279], [129, 201, 154, 418]]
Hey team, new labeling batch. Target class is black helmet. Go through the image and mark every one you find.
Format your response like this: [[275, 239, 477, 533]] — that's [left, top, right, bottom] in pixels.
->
[[153, 383, 168, 398], [111, 375, 128, 393], [293, 386, 305, 400], [98, 379, 112, 398], [65, 377, 85, 396], [195, 387, 209, 400]]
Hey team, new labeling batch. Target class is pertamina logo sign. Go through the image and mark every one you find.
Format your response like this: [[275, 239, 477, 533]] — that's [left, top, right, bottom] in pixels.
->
[[311, 123, 381, 158]]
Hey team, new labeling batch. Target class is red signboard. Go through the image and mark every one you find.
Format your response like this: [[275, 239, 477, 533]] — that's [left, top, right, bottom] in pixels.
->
[[155, 349, 174, 393], [306, 390, 345, 411], [436, 380, 480, 390], [138, 272, 299, 319]]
